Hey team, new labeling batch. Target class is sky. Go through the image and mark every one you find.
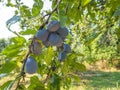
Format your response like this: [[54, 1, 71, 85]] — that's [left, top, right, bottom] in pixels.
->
[[0, 0, 51, 39]]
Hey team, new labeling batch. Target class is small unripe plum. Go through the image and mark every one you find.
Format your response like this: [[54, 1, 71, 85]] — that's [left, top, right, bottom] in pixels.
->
[[25, 56, 38, 74], [58, 51, 66, 62], [63, 44, 71, 53], [56, 27, 68, 40], [49, 33, 63, 46], [31, 41, 42, 55], [35, 29, 49, 41], [47, 20, 60, 32]]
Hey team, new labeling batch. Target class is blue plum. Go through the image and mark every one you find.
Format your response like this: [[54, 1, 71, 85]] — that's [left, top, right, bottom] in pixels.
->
[[35, 29, 49, 41], [56, 27, 68, 40], [58, 51, 67, 62], [25, 56, 38, 74], [63, 44, 71, 53], [47, 20, 60, 32], [31, 41, 42, 55], [49, 33, 63, 46]]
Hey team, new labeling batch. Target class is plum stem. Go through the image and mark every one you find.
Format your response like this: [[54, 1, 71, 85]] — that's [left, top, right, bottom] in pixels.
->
[[39, 0, 62, 30]]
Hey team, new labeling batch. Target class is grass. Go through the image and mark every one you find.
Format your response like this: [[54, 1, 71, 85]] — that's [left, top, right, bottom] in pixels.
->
[[69, 70, 120, 90], [1, 71, 120, 90]]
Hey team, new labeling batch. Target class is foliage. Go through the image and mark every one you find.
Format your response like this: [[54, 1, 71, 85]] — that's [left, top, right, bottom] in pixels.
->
[[0, 0, 120, 89], [0, 39, 10, 52]]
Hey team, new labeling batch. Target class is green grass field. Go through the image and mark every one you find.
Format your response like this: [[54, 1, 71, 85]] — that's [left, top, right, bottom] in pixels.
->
[[69, 70, 120, 90]]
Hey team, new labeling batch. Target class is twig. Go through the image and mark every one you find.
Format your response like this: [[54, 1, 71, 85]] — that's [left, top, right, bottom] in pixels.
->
[[42, 59, 57, 84], [42, 67, 51, 84], [15, 49, 30, 90], [39, 0, 62, 29]]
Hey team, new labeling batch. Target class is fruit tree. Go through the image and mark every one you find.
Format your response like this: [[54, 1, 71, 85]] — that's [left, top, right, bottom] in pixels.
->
[[0, 0, 120, 90]]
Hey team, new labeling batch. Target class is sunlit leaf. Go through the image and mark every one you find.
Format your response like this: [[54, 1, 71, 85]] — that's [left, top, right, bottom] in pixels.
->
[[58, 10, 67, 26], [71, 62, 86, 72], [0, 61, 17, 73], [20, 5, 31, 17], [82, 0, 91, 7], [32, 0, 43, 16], [0, 80, 15, 90], [2, 44, 21, 57], [28, 76, 45, 90], [85, 31, 102, 45], [10, 36, 26, 45], [6, 80, 15, 90], [17, 84, 26, 90], [19, 29, 37, 35], [44, 47, 54, 65]]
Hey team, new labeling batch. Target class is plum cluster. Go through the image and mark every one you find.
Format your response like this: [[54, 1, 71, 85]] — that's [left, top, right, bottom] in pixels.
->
[[35, 20, 68, 47], [25, 20, 71, 74]]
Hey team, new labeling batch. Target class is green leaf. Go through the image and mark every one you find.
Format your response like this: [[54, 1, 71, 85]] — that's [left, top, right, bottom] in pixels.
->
[[71, 62, 86, 72], [0, 81, 12, 89], [32, 1, 43, 16], [6, 80, 15, 90], [10, 36, 26, 45], [72, 75, 80, 82], [19, 29, 37, 35], [82, 0, 91, 7], [2, 44, 21, 57], [64, 77, 71, 88], [0, 61, 17, 73], [67, 53, 77, 61], [1, 38, 25, 57], [0, 80, 15, 90], [44, 47, 54, 65], [85, 31, 101, 45], [28, 76, 45, 90], [20, 5, 31, 17], [17, 84, 26, 90], [116, 28, 120, 37], [113, 6, 120, 16], [58, 10, 67, 26], [50, 74, 61, 90]]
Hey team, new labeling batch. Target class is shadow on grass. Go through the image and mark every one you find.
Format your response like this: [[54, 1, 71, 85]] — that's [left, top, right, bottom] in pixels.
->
[[82, 71, 120, 89]]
